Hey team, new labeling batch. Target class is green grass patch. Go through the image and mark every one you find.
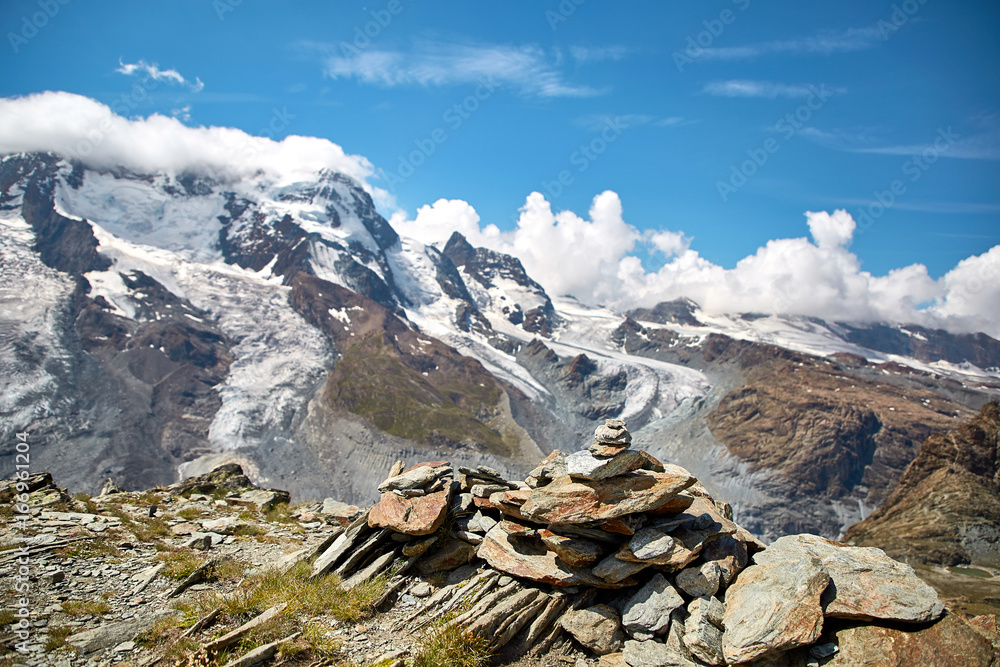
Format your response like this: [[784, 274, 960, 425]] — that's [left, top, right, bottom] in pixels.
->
[[176, 507, 202, 521], [62, 600, 110, 616], [43, 625, 74, 653], [326, 334, 511, 456], [412, 622, 491, 667], [155, 550, 207, 580]]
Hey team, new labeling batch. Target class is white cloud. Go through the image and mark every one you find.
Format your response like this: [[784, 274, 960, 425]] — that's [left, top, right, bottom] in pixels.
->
[[0, 91, 390, 206], [320, 40, 602, 98], [393, 192, 1000, 338], [116, 59, 204, 92], [569, 46, 628, 63], [702, 80, 843, 99], [698, 27, 883, 61]]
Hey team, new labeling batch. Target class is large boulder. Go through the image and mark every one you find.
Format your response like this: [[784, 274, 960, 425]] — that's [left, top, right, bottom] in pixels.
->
[[722, 556, 830, 664], [757, 534, 945, 623]]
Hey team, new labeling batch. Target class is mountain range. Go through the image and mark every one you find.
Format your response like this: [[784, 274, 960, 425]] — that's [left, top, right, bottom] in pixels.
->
[[2, 152, 998, 544]]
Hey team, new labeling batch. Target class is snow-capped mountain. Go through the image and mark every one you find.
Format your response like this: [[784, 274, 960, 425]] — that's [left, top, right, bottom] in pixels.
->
[[2, 152, 998, 541]]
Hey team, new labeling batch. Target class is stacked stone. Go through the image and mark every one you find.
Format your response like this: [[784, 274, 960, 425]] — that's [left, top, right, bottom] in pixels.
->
[[306, 418, 951, 666]]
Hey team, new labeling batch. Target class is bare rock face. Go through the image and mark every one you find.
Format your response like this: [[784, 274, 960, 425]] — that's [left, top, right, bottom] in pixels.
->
[[844, 401, 1000, 569], [519, 467, 695, 524], [757, 533, 945, 623], [722, 557, 831, 664]]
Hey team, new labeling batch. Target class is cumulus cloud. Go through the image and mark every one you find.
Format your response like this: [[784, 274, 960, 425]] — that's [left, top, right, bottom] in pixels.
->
[[393, 192, 1000, 338], [116, 59, 204, 92], [0, 91, 390, 206]]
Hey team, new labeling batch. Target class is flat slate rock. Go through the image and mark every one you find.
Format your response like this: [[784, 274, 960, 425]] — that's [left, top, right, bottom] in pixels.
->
[[479, 524, 634, 588], [566, 449, 645, 480], [519, 467, 696, 525]]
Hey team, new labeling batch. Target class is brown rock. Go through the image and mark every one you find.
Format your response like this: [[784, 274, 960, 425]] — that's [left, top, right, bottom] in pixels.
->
[[489, 489, 532, 521], [593, 553, 650, 584], [824, 613, 1000, 667], [368, 487, 450, 536], [478, 525, 632, 588], [722, 557, 830, 664], [700, 533, 749, 586], [636, 450, 666, 473], [416, 539, 477, 574], [519, 467, 696, 525], [499, 519, 537, 538], [539, 529, 603, 567], [598, 515, 646, 536], [589, 442, 630, 457], [646, 492, 695, 516]]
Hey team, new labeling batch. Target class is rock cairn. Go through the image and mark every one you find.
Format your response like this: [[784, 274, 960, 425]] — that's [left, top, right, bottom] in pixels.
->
[[305, 418, 964, 665]]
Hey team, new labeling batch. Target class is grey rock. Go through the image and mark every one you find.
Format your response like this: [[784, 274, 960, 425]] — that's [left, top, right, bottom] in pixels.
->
[[377, 465, 439, 493], [68, 610, 177, 654], [566, 449, 645, 481], [560, 604, 624, 656], [622, 638, 695, 667], [684, 597, 725, 666], [722, 556, 830, 664], [754, 533, 945, 623], [466, 510, 498, 534], [593, 553, 649, 584], [674, 561, 721, 598], [628, 527, 675, 561], [470, 483, 508, 498], [200, 516, 238, 534], [594, 419, 632, 445], [622, 573, 685, 639]]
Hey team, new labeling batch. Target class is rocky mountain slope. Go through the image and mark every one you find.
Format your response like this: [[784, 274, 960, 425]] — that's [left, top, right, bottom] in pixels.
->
[[2, 421, 998, 666], [2, 151, 999, 546], [844, 401, 1000, 569]]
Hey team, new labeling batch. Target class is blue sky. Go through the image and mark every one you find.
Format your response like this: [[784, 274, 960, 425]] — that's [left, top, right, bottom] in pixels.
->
[[2, 0, 998, 291]]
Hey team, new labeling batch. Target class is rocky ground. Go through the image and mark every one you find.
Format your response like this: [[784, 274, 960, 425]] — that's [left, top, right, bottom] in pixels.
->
[[1, 419, 999, 667]]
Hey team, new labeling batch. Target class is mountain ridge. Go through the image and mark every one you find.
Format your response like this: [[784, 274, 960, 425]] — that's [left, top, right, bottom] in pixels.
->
[[2, 152, 998, 547]]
